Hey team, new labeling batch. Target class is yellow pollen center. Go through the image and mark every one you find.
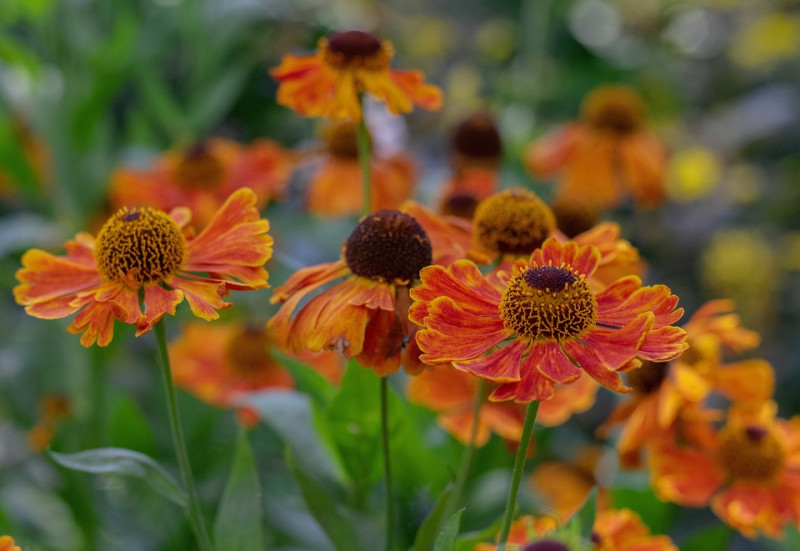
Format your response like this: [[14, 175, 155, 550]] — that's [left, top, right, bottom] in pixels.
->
[[499, 266, 597, 341], [582, 86, 645, 134], [172, 143, 226, 189], [320, 31, 392, 71], [224, 326, 279, 378], [716, 425, 784, 483], [473, 188, 556, 256], [94, 207, 187, 286]]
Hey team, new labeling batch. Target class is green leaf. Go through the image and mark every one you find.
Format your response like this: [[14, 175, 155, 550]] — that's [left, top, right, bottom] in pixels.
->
[[680, 524, 731, 551], [272, 349, 336, 407], [434, 509, 464, 551], [612, 486, 675, 535], [412, 487, 454, 551], [572, 487, 598, 539], [49, 447, 187, 507], [188, 63, 252, 135], [454, 516, 504, 551], [241, 390, 344, 487], [213, 429, 266, 551], [109, 396, 157, 454], [286, 451, 368, 551]]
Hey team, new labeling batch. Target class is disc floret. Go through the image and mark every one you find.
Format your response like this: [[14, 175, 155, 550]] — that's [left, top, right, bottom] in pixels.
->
[[716, 425, 784, 483], [473, 188, 556, 255]]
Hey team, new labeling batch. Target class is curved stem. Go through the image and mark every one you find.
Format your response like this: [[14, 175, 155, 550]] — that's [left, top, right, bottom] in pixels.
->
[[496, 400, 539, 551], [356, 99, 372, 217], [445, 379, 485, 518], [380, 376, 395, 551], [155, 321, 214, 551]]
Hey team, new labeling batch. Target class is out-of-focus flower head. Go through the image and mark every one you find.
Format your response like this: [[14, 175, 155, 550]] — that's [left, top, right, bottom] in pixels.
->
[[666, 147, 722, 202], [27, 394, 72, 452], [270, 209, 432, 376], [411, 238, 687, 403], [15, 188, 272, 346], [729, 12, 800, 70], [0, 115, 51, 198], [110, 138, 291, 228], [650, 400, 800, 538], [271, 29, 443, 121], [0, 536, 22, 551], [305, 121, 415, 216], [170, 321, 342, 426], [549, 196, 601, 239], [524, 85, 667, 210]]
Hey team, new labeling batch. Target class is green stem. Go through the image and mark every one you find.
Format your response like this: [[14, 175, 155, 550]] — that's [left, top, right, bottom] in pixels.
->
[[496, 400, 539, 551], [380, 376, 395, 551], [154, 322, 214, 551], [445, 379, 485, 519], [356, 101, 372, 217]]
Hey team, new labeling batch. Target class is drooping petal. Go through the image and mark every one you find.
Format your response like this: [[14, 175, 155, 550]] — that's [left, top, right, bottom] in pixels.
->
[[137, 284, 185, 335], [563, 340, 630, 393], [618, 132, 667, 206], [357, 307, 403, 377], [452, 338, 527, 382], [534, 340, 582, 384], [169, 276, 225, 321], [387, 69, 443, 111], [581, 312, 653, 370], [490, 347, 556, 403], [650, 442, 724, 507]]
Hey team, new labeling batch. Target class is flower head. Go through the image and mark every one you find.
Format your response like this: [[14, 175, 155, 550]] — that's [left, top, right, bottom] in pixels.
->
[[306, 121, 416, 216], [472, 188, 556, 258], [15, 188, 272, 346], [271, 29, 443, 121], [524, 85, 667, 209], [0, 536, 21, 551], [110, 138, 291, 228], [270, 209, 431, 376], [170, 321, 341, 425], [650, 401, 800, 538], [410, 238, 687, 402]]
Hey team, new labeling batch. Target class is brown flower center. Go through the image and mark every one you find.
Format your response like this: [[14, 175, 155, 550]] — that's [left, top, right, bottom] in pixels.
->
[[500, 266, 597, 341], [224, 325, 278, 377], [582, 86, 645, 134], [322, 30, 391, 71], [626, 361, 669, 395], [323, 121, 366, 159], [172, 141, 226, 190], [345, 210, 432, 283], [452, 112, 502, 160], [473, 188, 556, 255], [95, 207, 186, 286], [550, 198, 599, 238], [440, 193, 479, 220], [523, 541, 570, 551], [716, 425, 784, 483]]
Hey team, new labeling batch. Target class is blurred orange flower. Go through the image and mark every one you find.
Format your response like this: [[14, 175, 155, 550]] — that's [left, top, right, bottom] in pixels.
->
[[306, 121, 415, 216], [473, 515, 558, 551], [270, 210, 431, 376], [650, 401, 800, 538], [271, 30, 442, 121], [524, 85, 667, 209], [110, 138, 291, 227], [0, 536, 21, 551], [14, 188, 272, 346], [170, 322, 342, 425], [400, 200, 473, 266], [27, 394, 72, 452], [411, 238, 687, 402]]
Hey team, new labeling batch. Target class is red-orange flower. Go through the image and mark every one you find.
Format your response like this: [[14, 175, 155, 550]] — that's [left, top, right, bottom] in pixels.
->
[[270, 209, 431, 376], [0, 536, 21, 551], [524, 85, 667, 209], [473, 516, 558, 551], [410, 238, 687, 402], [109, 138, 291, 228], [306, 121, 415, 216], [14, 188, 272, 346], [271, 30, 443, 121], [600, 300, 772, 467], [169, 321, 342, 425], [650, 401, 800, 538]]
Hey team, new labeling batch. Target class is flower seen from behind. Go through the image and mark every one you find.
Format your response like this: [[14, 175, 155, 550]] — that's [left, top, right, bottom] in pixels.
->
[[410, 238, 687, 402], [270, 209, 432, 376], [15, 188, 272, 346], [271, 29, 443, 120]]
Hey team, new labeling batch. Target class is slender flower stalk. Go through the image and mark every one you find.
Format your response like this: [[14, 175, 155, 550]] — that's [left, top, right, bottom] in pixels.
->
[[497, 400, 539, 551], [380, 377, 396, 551], [357, 97, 372, 216], [155, 321, 214, 551], [445, 379, 485, 519]]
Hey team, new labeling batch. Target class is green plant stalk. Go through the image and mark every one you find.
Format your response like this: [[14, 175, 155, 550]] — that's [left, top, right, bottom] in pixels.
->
[[356, 97, 372, 217], [381, 376, 396, 551], [154, 321, 215, 551], [497, 400, 540, 551], [445, 379, 486, 519]]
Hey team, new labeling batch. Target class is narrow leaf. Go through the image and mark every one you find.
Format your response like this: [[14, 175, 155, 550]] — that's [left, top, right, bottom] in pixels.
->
[[412, 487, 454, 551], [434, 509, 464, 551], [49, 447, 186, 507]]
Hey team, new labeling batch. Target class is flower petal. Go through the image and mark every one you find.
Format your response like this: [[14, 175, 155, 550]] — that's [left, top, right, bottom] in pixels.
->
[[137, 284, 185, 335], [563, 340, 630, 393], [581, 312, 653, 370], [489, 349, 556, 403], [535, 341, 582, 384], [452, 338, 527, 382]]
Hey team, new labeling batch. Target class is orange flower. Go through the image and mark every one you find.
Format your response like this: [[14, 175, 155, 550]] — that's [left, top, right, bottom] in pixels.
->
[[600, 300, 772, 467], [473, 515, 558, 551], [0, 536, 21, 551], [270, 209, 432, 376], [271, 30, 443, 121], [650, 401, 800, 538], [109, 138, 291, 228], [27, 394, 72, 452], [306, 121, 415, 216], [400, 200, 473, 266], [169, 321, 342, 425], [410, 237, 687, 402], [537, 372, 598, 427], [592, 508, 678, 551], [14, 188, 272, 346], [524, 85, 667, 209]]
